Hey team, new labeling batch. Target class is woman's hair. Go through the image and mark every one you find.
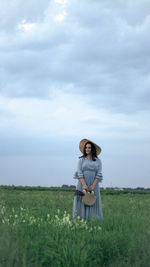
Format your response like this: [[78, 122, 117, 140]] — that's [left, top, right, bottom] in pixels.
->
[[79, 141, 97, 161]]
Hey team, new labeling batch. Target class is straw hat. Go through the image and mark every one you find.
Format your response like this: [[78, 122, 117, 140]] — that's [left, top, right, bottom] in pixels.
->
[[79, 138, 101, 156], [82, 192, 96, 206]]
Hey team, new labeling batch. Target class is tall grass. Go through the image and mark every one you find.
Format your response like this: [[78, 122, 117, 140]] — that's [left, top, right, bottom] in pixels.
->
[[0, 188, 150, 266]]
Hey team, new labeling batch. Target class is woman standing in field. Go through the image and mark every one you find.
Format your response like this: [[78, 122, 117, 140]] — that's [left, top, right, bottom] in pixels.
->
[[73, 139, 104, 220]]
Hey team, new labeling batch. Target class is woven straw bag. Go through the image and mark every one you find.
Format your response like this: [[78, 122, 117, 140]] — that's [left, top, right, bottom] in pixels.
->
[[82, 192, 96, 206]]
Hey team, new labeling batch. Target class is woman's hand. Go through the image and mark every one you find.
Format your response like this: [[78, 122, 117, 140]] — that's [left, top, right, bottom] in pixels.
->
[[88, 184, 95, 192], [79, 178, 88, 191], [83, 184, 89, 191], [80, 178, 89, 191], [89, 179, 99, 192]]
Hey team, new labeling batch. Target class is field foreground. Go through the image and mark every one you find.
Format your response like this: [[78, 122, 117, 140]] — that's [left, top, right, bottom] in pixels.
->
[[0, 187, 150, 267]]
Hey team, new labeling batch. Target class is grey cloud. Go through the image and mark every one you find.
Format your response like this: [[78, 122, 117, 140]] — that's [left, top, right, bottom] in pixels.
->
[[0, 0, 50, 31], [0, 0, 150, 112]]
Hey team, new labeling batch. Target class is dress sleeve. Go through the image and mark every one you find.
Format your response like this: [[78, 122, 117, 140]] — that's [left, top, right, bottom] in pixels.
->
[[95, 158, 103, 182], [77, 158, 84, 178]]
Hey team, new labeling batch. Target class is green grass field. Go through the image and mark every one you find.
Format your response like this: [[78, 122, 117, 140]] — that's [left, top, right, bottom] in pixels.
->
[[0, 187, 150, 267]]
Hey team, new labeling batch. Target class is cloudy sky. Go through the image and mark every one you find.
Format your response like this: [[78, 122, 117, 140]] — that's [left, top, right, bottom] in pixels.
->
[[0, 0, 150, 188]]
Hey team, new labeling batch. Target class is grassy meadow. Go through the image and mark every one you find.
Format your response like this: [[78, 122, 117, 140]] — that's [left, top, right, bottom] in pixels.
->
[[0, 187, 150, 267]]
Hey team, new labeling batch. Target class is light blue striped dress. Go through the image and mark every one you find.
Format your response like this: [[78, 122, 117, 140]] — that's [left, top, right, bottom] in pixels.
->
[[72, 156, 104, 220]]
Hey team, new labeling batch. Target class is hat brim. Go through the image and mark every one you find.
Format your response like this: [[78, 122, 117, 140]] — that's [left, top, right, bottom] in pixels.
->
[[79, 138, 101, 156]]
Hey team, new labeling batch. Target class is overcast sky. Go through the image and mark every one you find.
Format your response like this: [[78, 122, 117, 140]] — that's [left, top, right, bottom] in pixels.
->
[[0, 0, 150, 188]]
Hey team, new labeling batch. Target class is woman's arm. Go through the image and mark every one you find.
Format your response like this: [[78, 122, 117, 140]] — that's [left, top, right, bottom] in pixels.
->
[[77, 158, 88, 190], [89, 178, 99, 191], [79, 178, 88, 191], [89, 158, 103, 191]]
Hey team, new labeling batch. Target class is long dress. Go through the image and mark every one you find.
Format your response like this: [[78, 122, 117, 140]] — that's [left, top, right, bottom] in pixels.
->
[[72, 156, 104, 220]]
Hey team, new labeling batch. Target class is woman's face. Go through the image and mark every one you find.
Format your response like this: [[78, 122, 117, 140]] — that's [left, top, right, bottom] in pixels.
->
[[85, 143, 92, 155]]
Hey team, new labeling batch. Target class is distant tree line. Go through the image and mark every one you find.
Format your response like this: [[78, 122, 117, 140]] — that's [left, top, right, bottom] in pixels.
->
[[61, 185, 150, 190], [61, 184, 76, 189], [0, 185, 150, 194], [103, 187, 150, 191]]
